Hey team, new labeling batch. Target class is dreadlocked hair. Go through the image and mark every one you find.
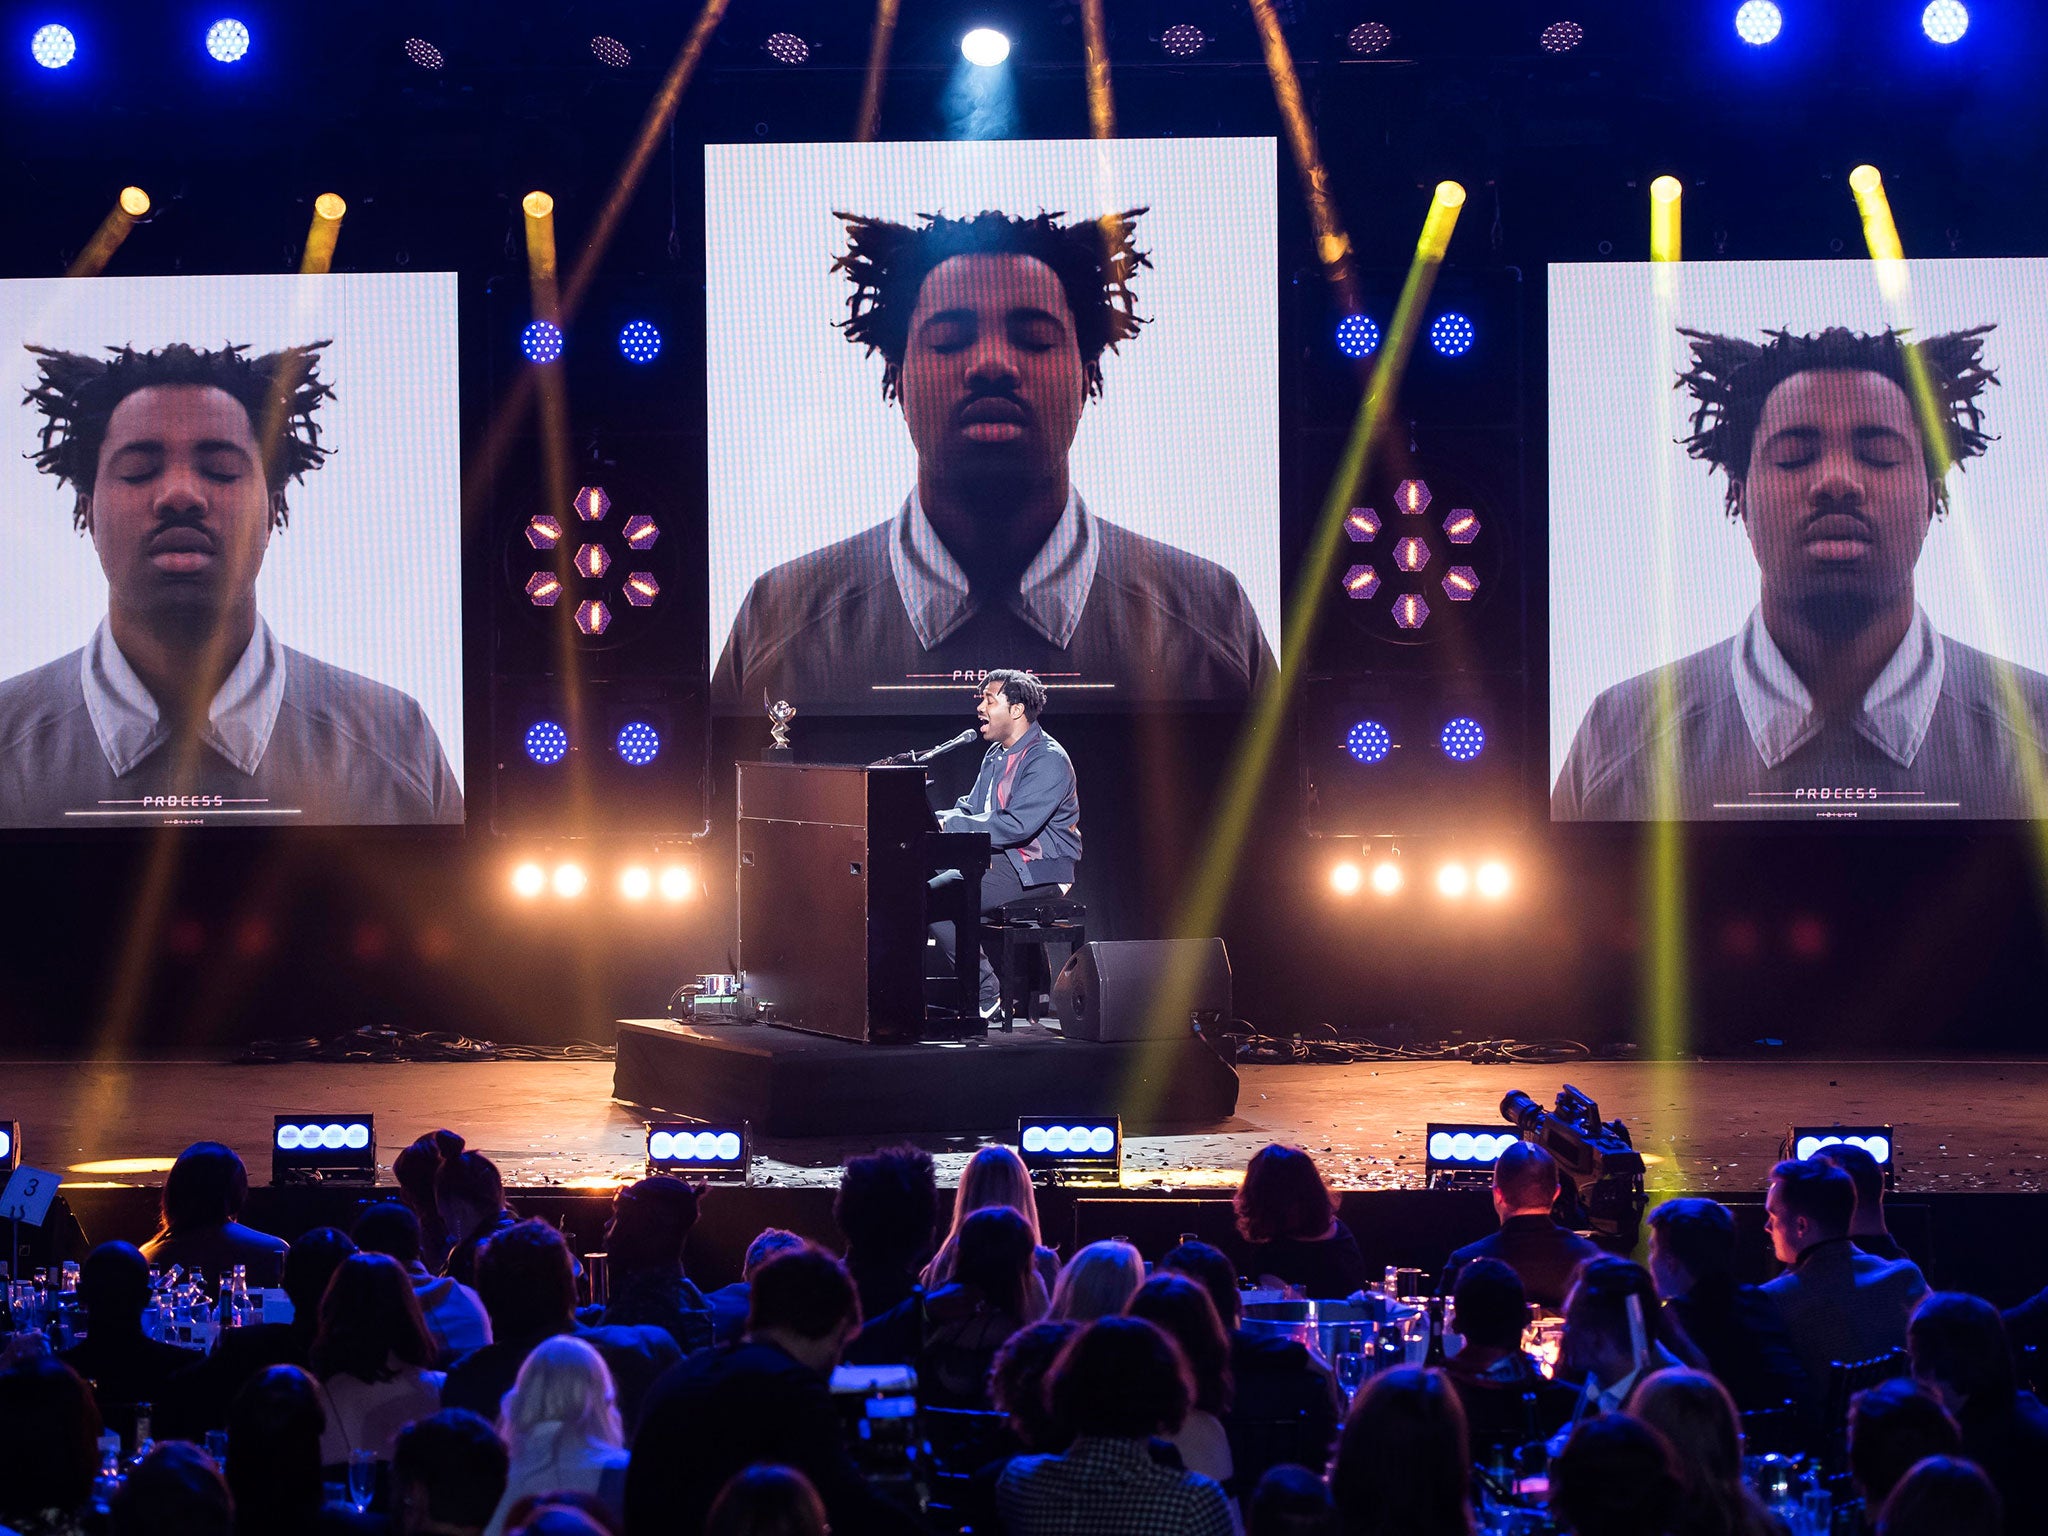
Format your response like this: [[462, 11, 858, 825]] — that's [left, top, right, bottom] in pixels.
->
[[24, 340, 336, 532], [831, 208, 1150, 401], [1675, 324, 1997, 520]]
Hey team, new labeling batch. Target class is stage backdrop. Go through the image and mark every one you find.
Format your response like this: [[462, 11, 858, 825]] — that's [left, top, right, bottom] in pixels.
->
[[705, 136, 1279, 714], [0, 272, 463, 822], [1550, 258, 2048, 821]]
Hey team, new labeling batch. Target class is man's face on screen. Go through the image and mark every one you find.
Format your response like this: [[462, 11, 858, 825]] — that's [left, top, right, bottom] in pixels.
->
[[1737, 368, 1935, 622], [87, 384, 275, 632], [898, 253, 1087, 487]]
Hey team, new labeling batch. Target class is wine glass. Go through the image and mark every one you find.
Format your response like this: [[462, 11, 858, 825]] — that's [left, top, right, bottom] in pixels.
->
[[347, 1449, 378, 1513]]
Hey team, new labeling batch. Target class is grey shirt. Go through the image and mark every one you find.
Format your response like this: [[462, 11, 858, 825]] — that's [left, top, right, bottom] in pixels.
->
[[0, 615, 461, 826], [1554, 605, 2048, 820]]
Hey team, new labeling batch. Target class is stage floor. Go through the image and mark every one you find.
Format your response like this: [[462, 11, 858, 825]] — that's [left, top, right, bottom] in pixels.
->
[[13, 1054, 2048, 1194]]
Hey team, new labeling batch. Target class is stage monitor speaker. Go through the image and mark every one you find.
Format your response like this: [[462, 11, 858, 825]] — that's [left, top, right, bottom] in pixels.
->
[[1052, 939, 1230, 1043]]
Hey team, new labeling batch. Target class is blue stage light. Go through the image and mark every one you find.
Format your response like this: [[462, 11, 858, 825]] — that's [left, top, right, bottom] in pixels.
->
[[205, 18, 250, 63], [646, 1122, 750, 1183], [618, 320, 662, 364], [961, 27, 1010, 65], [31, 23, 75, 68], [1017, 1116, 1122, 1185], [521, 320, 563, 365], [1346, 720, 1392, 765], [524, 721, 569, 766], [616, 722, 661, 766], [1334, 314, 1380, 359], [1441, 717, 1486, 761], [1922, 1, 1968, 43], [1734, 2, 1782, 45], [1429, 313, 1475, 357]]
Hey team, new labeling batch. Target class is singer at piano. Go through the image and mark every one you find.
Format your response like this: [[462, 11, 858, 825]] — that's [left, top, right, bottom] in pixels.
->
[[928, 668, 1082, 1017]]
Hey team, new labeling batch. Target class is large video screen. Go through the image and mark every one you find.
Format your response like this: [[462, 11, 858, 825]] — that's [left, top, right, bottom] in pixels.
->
[[1551, 259, 2048, 821], [0, 273, 462, 827], [706, 137, 1279, 714]]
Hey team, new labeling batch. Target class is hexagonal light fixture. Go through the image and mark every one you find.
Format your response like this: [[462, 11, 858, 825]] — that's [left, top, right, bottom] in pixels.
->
[[524, 572, 563, 608], [1443, 508, 1480, 544], [525, 515, 564, 549], [574, 542, 610, 579], [1395, 479, 1432, 516], [622, 572, 661, 607], [574, 599, 613, 636], [1443, 565, 1479, 600], [1393, 536, 1431, 573], [1342, 563, 1381, 600], [622, 515, 660, 550], [1344, 508, 1382, 543], [1392, 592, 1430, 630], [573, 486, 611, 523]]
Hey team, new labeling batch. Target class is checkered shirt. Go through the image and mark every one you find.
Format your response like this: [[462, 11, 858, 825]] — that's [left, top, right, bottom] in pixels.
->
[[996, 1435, 1237, 1536]]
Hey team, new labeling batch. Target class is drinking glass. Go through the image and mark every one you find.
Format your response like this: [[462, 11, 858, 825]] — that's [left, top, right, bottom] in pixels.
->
[[1334, 1351, 1369, 1400], [347, 1450, 378, 1513], [203, 1431, 229, 1472]]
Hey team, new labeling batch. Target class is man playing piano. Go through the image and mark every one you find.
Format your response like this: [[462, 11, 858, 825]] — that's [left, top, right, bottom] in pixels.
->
[[929, 669, 1081, 1018]]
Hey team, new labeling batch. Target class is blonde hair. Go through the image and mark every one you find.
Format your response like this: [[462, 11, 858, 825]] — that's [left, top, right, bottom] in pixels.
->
[[1050, 1241, 1145, 1322], [921, 1146, 1044, 1288], [498, 1336, 623, 1453]]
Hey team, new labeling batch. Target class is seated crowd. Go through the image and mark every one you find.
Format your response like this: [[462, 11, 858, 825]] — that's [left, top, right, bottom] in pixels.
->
[[3, 1128, 2043, 1536]]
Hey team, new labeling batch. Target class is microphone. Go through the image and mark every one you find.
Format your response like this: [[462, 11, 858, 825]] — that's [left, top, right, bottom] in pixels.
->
[[875, 728, 980, 769]]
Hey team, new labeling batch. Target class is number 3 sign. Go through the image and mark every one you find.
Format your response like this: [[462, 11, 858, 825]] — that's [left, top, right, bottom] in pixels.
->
[[0, 1166, 57, 1227]]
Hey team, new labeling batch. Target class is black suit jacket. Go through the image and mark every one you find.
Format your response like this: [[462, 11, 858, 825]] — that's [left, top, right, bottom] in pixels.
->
[[1440, 1216, 1605, 1312], [1958, 1391, 2048, 1536], [1667, 1278, 1809, 1413]]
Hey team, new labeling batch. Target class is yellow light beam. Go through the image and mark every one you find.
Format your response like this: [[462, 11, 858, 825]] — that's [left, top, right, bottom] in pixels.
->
[[300, 192, 346, 275], [854, 0, 902, 142], [1650, 175, 1682, 264], [1247, 0, 1357, 309], [523, 190, 560, 320], [67, 186, 150, 277], [1079, 0, 1116, 139]]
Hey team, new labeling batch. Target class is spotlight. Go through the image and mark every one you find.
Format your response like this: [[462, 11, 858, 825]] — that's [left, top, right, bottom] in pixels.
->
[[31, 23, 75, 67], [1395, 479, 1432, 516], [658, 866, 693, 902], [524, 573, 563, 608], [119, 186, 150, 218], [314, 192, 346, 223], [1437, 863, 1470, 898], [574, 486, 611, 522], [204, 18, 250, 63], [1335, 314, 1380, 359], [511, 863, 546, 898], [1442, 565, 1479, 601], [1371, 860, 1402, 895], [622, 573, 661, 608], [574, 600, 613, 637], [1391, 593, 1430, 630], [403, 37, 444, 70], [525, 515, 564, 550], [622, 515, 660, 549], [1441, 717, 1486, 761], [620, 866, 653, 901], [574, 543, 609, 579], [1345, 719, 1392, 764], [1342, 564, 1381, 600], [524, 720, 569, 766], [961, 27, 1010, 66], [1346, 21, 1394, 55], [618, 320, 662, 364], [1443, 510, 1480, 544], [590, 35, 631, 68], [0, 1121, 17, 1172], [1160, 23, 1206, 57], [1331, 861, 1364, 896], [764, 31, 810, 65], [1393, 536, 1431, 574], [1344, 508, 1382, 542], [522, 190, 554, 220], [1734, 1, 1782, 45], [271, 1114, 374, 1185], [1922, 1, 1968, 43], [1425, 1123, 1519, 1188], [647, 1122, 750, 1184], [1475, 861, 1512, 899], [616, 722, 661, 766], [521, 320, 563, 365], [1429, 313, 1475, 357], [1018, 1116, 1121, 1186], [1539, 19, 1584, 52], [1786, 1125, 1896, 1186], [552, 863, 588, 899]]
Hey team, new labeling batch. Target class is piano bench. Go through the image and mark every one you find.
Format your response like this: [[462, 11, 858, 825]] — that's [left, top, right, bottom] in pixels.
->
[[979, 898, 1087, 1030]]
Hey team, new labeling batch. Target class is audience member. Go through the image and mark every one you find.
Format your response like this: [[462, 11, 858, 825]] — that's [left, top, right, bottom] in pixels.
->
[[110, 1441, 234, 1536], [392, 1408, 510, 1536], [434, 1133, 518, 1289], [0, 1356, 102, 1536], [1048, 1240, 1144, 1322], [1646, 1198, 1808, 1412], [1762, 1158, 1927, 1403], [923, 1145, 1060, 1302], [624, 1246, 908, 1536], [1439, 1142, 1603, 1311], [835, 1146, 940, 1323], [1234, 1145, 1370, 1298], [597, 1178, 713, 1356], [1850, 1380, 1963, 1513], [485, 1337, 629, 1536], [498, 1495, 617, 1536], [1548, 1414, 1682, 1536], [1559, 1258, 1701, 1424], [704, 1465, 830, 1536], [225, 1365, 383, 1536], [705, 1229, 806, 1346], [355, 1202, 493, 1365], [1440, 1258, 1575, 1452], [1876, 1456, 2003, 1536], [996, 1316, 1235, 1536], [396, 1134, 458, 1275], [1129, 1272, 1236, 1484], [140, 1142, 289, 1287], [1907, 1292, 2048, 1536], [443, 1221, 678, 1434], [1328, 1366, 1474, 1536], [910, 1206, 1039, 1406], [1627, 1369, 1782, 1536], [311, 1251, 446, 1463], [1248, 1465, 1339, 1536], [56, 1241, 203, 1416], [990, 1321, 1081, 1453], [1817, 1144, 1908, 1262]]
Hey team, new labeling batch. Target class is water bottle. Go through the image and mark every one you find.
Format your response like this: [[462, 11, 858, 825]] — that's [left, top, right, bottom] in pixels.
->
[[131, 1403, 154, 1466]]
